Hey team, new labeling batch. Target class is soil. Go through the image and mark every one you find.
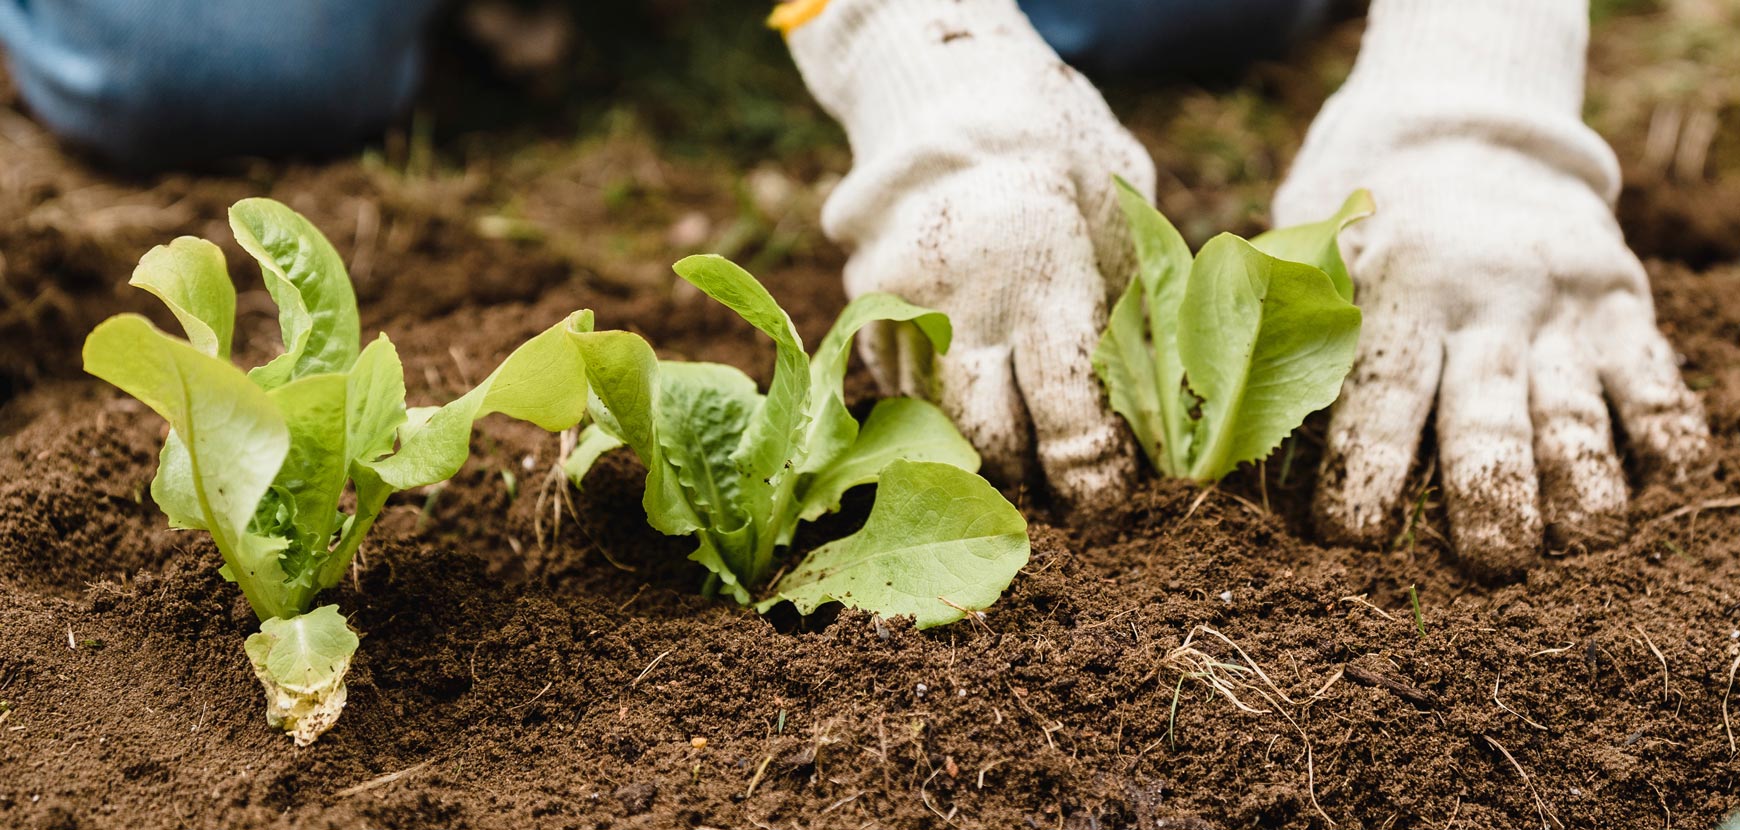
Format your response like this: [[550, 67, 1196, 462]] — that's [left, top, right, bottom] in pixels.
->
[[4, 3, 1740, 828]]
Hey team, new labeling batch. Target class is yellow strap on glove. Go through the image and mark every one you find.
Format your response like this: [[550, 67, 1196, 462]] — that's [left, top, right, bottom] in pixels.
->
[[769, 0, 831, 34]]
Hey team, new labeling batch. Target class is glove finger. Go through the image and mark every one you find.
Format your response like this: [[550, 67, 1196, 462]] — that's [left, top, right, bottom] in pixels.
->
[[1529, 325, 1628, 554], [935, 344, 1033, 486], [1313, 287, 1442, 546], [1011, 284, 1136, 512], [1437, 327, 1542, 581], [1082, 129, 1158, 302], [1590, 293, 1711, 481]]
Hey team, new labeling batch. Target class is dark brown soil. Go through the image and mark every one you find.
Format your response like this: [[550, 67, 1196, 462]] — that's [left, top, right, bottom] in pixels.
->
[[5, 5, 1740, 829]]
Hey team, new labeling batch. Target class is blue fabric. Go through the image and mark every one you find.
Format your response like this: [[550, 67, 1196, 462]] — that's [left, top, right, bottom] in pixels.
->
[[0, 0, 1324, 168], [1019, 0, 1330, 76], [0, 0, 442, 168]]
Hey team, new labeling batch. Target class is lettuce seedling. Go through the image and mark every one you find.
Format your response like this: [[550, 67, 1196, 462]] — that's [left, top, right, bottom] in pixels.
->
[[1094, 180, 1372, 482], [565, 255, 1029, 628], [83, 199, 592, 745]]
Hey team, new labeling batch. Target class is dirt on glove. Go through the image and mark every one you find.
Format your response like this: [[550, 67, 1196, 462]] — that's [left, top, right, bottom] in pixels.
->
[[4, 6, 1740, 829]]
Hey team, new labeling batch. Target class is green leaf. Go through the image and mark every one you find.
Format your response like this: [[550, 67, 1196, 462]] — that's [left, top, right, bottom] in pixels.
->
[[1250, 189, 1374, 303], [244, 604, 359, 747], [150, 435, 204, 530], [231, 198, 361, 387], [1107, 177, 1196, 476], [130, 239, 245, 520], [1094, 280, 1166, 473], [129, 237, 236, 359], [671, 255, 810, 493], [656, 362, 761, 537], [672, 255, 813, 586], [690, 532, 754, 606], [568, 328, 702, 538], [801, 292, 951, 477], [346, 335, 410, 466], [796, 398, 979, 522], [261, 336, 407, 600], [365, 311, 592, 490], [83, 314, 297, 619], [1180, 235, 1362, 481], [263, 372, 350, 583], [563, 424, 627, 489], [761, 460, 1030, 629]]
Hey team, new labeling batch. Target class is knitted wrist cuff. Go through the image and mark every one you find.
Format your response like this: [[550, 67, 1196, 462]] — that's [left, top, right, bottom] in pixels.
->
[[1347, 0, 1590, 116], [786, 0, 1055, 146]]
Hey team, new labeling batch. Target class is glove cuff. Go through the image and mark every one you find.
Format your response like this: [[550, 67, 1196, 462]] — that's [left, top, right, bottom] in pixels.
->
[[786, 0, 1057, 149], [1346, 0, 1590, 116]]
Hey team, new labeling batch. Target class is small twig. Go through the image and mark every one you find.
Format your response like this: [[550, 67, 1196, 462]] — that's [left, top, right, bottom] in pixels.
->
[[919, 768, 959, 827], [1282, 704, 1334, 828], [743, 754, 774, 799], [1338, 595, 1397, 622], [1344, 663, 1436, 708], [508, 681, 553, 712], [1650, 496, 1740, 526], [1635, 626, 1672, 703], [1004, 681, 1064, 750], [1484, 735, 1562, 830], [937, 597, 992, 634], [1181, 487, 1216, 525], [976, 758, 1006, 789], [1493, 673, 1548, 731], [818, 792, 862, 815], [1258, 459, 1270, 514], [616, 583, 648, 613], [334, 760, 434, 798], [1723, 654, 1739, 756], [630, 649, 674, 688], [532, 429, 576, 550], [1162, 626, 1338, 826], [1219, 488, 1268, 518], [1528, 643, 1577, 658]]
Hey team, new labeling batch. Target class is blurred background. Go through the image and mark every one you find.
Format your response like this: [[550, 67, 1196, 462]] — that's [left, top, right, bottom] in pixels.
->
[[0, 0, 1737, 412]]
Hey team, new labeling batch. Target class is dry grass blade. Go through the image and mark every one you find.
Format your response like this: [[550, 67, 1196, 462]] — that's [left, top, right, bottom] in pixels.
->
[[1493, 672, 1547, 731], [1650, 496, 1740, 526], [1483, 735, 1563, 830], [533, 427, 635, 572], [1339, 594, 1397, 622], [630, 649, 674, 688], [1634, 626, 1673, 703], [334, 760, 434, 798], [920, 767, 961, 827], [1161, 625, 1339, 826], [743, 754, 774, 799], [532, 427, 578, 549], [1724, 654, 1739, 756], [1181, 486, 1217, 525]]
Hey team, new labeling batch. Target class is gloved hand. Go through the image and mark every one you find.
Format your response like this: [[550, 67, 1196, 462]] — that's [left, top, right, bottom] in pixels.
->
[[783, 0, 1156, 509], [1274, 0, 1710, 578]]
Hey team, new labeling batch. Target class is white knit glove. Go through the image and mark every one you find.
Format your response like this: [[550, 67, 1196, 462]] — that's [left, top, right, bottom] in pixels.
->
[[1274, 0, 1710, 578], [785, 0, 1155, 510]]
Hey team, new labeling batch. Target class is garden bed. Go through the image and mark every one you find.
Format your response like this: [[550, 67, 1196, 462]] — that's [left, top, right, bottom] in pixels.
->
[[3, 4, 1739, 828]]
